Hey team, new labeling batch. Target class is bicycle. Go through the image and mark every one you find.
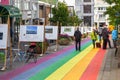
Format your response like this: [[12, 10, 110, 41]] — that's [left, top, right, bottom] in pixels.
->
[[25, 45, 38, 63]]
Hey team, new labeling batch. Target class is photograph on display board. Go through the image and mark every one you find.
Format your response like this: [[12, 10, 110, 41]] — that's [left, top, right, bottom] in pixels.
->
[[64, 28, 71, 32], [0, 32, 3, 40], [45, 28, 53, 33], [26, 26, 37, 34]]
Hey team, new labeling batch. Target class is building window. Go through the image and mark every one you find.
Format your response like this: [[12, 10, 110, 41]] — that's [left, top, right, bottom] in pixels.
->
[[68, 6, 74, 16], [84, 16, 91, 26], [32, 3, 37, 10], [84, 5, 91, 13], [14, 0, 21, 9], [98, 7, 106, 11], [99, 14, 105, 19], [24, 2, 29, 10], [84, 0, 91, 2]]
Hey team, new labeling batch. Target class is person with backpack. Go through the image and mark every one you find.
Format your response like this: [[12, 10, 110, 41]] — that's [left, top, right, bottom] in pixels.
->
[[74, 27, 82, 51]]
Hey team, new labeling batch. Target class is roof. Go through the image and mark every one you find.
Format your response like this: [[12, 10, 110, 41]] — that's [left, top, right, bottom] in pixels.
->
[[0, 5, 22, 17]]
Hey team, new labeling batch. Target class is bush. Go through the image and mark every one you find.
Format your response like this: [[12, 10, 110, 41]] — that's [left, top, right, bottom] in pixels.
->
[[58, 34, 72, 41], [0, 52, 5, 63], [58, 34, 72, 45]]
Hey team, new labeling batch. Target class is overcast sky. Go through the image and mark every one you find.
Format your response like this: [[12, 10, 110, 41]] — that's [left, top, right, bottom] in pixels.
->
[[58, 0, 75, 6]]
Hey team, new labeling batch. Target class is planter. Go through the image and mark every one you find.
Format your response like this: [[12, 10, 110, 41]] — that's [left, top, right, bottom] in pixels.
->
[[58, 39, 70, 45]]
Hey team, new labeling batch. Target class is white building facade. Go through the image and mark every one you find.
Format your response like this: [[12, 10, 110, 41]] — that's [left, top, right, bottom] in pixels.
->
[[13, 0, 39, 24], [94, 0, 110, 27], [75, 0, 94, 27]]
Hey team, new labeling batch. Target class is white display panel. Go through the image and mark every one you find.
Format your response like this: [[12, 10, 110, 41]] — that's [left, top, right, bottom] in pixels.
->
[[61, 26, 75, 36], [0, 24, 8, 49], [45, 26, 58, 40], [19, 25, 44, 42], [79, 27, 83, 34]]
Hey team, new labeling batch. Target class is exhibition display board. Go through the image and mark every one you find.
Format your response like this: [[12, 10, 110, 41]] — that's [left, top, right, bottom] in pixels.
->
[[45, 26, 58, 40], [0, 24, 8, 49], [80, 27, 93, 34], [19, 25, 44, 42], [61, 26, 92, 35], [61, 26, 75, 36]]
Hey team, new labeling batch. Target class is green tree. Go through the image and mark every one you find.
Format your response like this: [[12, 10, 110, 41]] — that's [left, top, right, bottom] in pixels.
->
[[67, 11, 82, 26], [50, 2, 82, 33], [50, 2, 69, 33], [50, 2, 69, 25], [104, 0, 120, 26]]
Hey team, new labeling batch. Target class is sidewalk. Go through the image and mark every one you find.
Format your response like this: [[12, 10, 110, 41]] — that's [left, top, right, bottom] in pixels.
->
[[97, 48, 120, 80], [0, 38, 120, 80]]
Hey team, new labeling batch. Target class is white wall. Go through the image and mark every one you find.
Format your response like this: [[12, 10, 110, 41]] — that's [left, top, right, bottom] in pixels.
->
[[94, 0, 110, 27]]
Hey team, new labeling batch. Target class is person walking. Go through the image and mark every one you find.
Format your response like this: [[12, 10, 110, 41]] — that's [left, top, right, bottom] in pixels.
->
[[74, 27, 82, 51], [90, 29, 98, 48]]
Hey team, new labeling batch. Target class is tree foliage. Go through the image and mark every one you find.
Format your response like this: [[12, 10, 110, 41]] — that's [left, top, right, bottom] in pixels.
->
[[104, 0, 120, 25], [67, 11, 82, 26], [50, 2, 69, 26], [50, 2, 82, 26]]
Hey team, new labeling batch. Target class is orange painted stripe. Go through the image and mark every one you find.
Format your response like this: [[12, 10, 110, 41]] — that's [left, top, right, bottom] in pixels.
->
[[62, 48, 100, 80], [80, 49, 106, 80]]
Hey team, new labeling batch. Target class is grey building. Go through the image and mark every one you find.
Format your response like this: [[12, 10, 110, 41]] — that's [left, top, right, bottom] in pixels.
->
[[75, 0, 94, 27], [13, 0, 39, 25]]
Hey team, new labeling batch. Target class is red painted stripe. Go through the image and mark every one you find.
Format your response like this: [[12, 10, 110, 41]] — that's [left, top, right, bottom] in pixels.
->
[[80, 49, 106, 80]]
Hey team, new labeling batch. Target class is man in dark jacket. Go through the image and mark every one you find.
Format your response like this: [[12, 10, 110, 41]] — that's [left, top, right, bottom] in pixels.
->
[[102, 27, 111, 49], [74, 27, 82, 51]]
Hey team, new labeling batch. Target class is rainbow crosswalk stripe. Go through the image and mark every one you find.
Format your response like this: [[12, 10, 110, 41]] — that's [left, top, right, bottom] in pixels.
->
[[0, 38, 106, 80]]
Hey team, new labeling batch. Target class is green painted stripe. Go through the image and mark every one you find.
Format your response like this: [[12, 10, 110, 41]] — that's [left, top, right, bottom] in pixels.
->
[[29, 41, 92, 80]]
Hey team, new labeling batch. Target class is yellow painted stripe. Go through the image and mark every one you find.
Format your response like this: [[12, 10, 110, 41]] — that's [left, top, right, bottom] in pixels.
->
[[45, 45, 93, 80], [62, 48, 99, 80]]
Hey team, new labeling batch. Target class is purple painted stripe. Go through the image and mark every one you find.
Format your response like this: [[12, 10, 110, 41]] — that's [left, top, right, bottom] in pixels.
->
[[0, 38, 90, 79]]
